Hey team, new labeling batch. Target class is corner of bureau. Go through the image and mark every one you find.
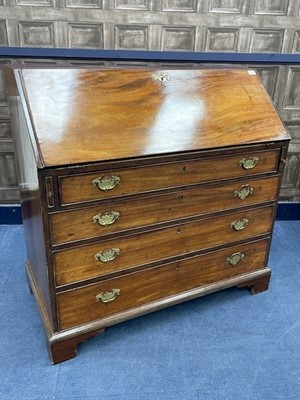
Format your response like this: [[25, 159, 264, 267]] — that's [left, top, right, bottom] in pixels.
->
[[5, 66, 290, 364]]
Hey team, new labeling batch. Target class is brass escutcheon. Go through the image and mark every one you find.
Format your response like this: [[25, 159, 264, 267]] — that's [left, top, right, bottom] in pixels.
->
[[94, 248, 120, 263], [92, 211, 120, 227], [230, 218, 249, 231], [234, 184, 254, 200], [239, 156, 259, 170], [91, 175, 120, 191], [96, 288, 120, 303], [226, 252, 245, 266], [152, 72, 170, 83]]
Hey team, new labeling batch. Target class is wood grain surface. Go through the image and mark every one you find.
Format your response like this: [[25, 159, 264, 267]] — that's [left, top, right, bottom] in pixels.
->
[[57, 238, 269, 330], [59, 149, 280, 205], [53, 205, 274, 286], [18, 68, 289, 167], [51, 175, 280, 245]]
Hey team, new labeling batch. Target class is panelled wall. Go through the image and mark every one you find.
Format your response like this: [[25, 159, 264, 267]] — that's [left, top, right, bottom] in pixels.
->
[[0, 0, 300, 203]]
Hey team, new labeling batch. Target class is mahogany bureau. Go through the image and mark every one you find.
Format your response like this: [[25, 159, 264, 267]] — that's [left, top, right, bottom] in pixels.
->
[[5, 66, 290, 364]]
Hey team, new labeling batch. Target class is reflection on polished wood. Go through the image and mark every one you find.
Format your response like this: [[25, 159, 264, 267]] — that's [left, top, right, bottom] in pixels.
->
[[19, 68, 289, 167]]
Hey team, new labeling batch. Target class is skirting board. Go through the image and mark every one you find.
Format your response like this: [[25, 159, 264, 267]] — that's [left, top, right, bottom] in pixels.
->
[[2, 48, 300, 65], [0, 205, 22, 225], [0, 203, 299, 225], [276, 202, 300, 221]]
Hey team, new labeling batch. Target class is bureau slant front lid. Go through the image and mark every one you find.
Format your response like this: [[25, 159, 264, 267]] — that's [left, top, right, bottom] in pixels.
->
[[17, 68, 289, 167]]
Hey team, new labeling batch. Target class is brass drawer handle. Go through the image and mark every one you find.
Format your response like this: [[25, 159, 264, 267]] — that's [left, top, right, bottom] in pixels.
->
[[91, 175, 120, 191], [226, 252, 245, 266], [234, 184, 254, 200], [96, 288, 120, 303], [230, 218, 249, 231], [94, 248, 120, 263], [92, 211, 120, 226], [239, 156, 259, 170]]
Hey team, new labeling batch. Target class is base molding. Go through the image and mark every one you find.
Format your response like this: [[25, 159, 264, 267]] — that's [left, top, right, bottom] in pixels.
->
[[237, 269, 271, 294], [26, 260, 272, 364]]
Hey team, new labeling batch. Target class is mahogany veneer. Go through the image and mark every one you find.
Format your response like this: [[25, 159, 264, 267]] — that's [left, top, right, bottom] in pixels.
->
[[5, 66, 290, 363]]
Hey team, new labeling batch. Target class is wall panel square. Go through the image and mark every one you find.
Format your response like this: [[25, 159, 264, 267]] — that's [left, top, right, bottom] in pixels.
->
[[283, 67, 300, 110], [66, 0, 102, 7], [68, 24, 103, 48], [254, 0, 288, 15], [0, 154, 18, 188], [114, 0, 150, 10], [209, 0, 242, 13], [0, 122, 10, 140], [250, 29, 284, 53], [115, 25, 148, 50], [162, 0, 197, 12], [162, 27, 195, 51], [16, 0, 53, 5], [0, 20, 8, 46], [18, 22, 55, 47], [206, 28, 239, 52]]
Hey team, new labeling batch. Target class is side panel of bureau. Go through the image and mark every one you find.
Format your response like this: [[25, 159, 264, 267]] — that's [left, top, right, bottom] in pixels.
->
[[5, 69, 54, 329]]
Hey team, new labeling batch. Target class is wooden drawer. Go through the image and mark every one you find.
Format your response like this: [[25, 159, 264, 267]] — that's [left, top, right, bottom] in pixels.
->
[[57, 238, 270, 330], [54, 205, 274, 286], [51, 176, 279, 245], [59, 149, 280, 205]]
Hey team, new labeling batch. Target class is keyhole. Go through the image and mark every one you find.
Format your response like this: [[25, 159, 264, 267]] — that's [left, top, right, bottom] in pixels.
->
[[182, 166, 186, 172], [179, 195, 184, 202]]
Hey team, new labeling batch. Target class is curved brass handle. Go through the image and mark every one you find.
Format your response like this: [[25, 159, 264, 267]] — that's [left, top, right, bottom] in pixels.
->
[[94, 248, 120, 263], [92, 211, 120, 226], [226, 252, 245, 266], [239, 156, 259, 170], [96, 288, 120, 303], [91, 175, 120, 191], [230, 218, 249, 231], [234, 184, 254, 200]]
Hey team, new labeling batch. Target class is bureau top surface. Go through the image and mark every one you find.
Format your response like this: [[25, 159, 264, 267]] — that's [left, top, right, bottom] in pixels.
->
[[16, 67, 288, 168]]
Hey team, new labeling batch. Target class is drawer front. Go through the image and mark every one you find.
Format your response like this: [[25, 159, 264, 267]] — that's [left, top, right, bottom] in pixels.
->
[[59, 149, 280, 205], [57, 238, 269, 330], [51, 176, 279, 245], [54, 205, 274, 286]]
